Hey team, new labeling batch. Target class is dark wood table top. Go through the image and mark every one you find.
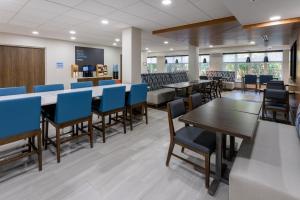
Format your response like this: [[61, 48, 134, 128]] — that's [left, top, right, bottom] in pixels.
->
[[164, 80, 212, 89], [206, 98, 262, 115], [179, 99, 259, 140]]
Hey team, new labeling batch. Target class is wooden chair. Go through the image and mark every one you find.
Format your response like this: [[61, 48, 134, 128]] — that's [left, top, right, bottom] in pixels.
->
[[188, 93, 203, 111], [126, 83, 148, 130], [93, 86, 126, 143], [243, 75, 257, 92], [262, 89, 290, 122], [266, 80, 285, 90], [0, 96, 42, 171], [44, 91, 93, 163], [166, 99, 216, 188]]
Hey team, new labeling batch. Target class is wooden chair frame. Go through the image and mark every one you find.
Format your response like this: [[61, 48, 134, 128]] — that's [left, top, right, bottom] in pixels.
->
[[126, 102, 148, 130], [44, 116, 93, 163], [0, 129, 42, 171]]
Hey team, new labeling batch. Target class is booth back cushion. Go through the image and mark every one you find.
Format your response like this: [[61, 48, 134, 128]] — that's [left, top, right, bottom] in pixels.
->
[[206, 71, 235, 82]]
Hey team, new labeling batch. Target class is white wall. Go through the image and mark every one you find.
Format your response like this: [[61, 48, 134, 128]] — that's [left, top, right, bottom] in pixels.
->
[[0, 32, 121, 88]]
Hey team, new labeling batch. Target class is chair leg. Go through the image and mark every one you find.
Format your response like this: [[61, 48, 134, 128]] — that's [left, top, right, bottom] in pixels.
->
[[181, 147, 184, 153], [129, 106, 133, 131], [88, 118, 93, 148], [45, 120, 49, 150], [145, 104, 148, 124], [205, 154, 210, 189], [28, 137, 32, 152], [37, 133, 42, 171], [123, 110, 127, 134], [273, 111, 276, 121], [166, 142, 175, 166], [41, 116, 45, 146], [102, 115, 106, 143], [56, 128, 61, 163]]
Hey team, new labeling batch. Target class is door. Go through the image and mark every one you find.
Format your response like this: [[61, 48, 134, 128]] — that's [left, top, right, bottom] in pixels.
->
[[0, 45, 45, 92]]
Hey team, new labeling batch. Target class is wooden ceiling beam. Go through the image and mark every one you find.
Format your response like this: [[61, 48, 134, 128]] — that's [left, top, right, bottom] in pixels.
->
[[243, 17, 300, 29], [152, 16, 237, 35]]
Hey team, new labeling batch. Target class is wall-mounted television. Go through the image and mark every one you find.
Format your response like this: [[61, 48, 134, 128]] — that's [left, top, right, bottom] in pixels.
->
[[290, 40, 297, 80], [75, 46, 104, 67]]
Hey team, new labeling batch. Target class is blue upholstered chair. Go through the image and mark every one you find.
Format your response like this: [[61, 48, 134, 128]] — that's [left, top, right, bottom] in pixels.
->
[[33, 84, 64, 93], [243, 75, 258, 92], [199, 76, 208, 80], [0, 86, 26, 96], [44, 91, 93, 163], [98, 80, 116, 86], [71, 81, 93, 89], [0, 96, 42, 170], [188, 93, 203, 111], [126, 84, 148, 130], [259, 75, 273, 86], [266, 80, 285, 90], [93, 86, 126, 143], [166, 99, 216, 188], [262, 89, 289, 122]]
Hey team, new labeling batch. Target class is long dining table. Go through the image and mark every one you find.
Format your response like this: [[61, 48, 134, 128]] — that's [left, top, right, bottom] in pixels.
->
[[179, 98, 261, 196], [0, 84, 132, 106]]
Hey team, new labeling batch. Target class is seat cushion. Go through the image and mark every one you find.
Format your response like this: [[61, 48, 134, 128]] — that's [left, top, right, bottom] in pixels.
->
[[175, 126, 216, 154], [147, 88, 175, 105]]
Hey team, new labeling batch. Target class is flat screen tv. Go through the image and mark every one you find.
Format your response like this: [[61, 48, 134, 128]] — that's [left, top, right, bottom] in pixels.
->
[[75, 46, 104, 67], [290, 40, 297, 80]]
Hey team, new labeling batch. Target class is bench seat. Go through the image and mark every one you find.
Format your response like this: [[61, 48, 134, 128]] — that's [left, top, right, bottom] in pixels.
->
[[229, 120, 300, 200], [147, 88, 175, 106]]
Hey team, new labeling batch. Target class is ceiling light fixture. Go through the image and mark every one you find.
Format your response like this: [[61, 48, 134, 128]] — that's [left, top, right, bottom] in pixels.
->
[[113, 42, 117, 46], [164, 41, 169, 44], [170, 48, 174, 51], [209, 45, 213, 48], [269, 16, 281, 21], [32, 31, 39, 35], [250, 41, 255, 45], [70, 36, 76, 40], [148, 50, 152, 53], [162, 0, 172, 6], [145, 47, 149, 50], [69, 30, 76, 34], [115, 38, 120, 42], [101, 19, 109, 25]]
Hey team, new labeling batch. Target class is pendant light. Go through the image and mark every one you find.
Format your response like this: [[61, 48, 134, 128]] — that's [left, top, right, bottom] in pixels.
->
[[203, 58, 207, 63], [246, 56, 251, 63], [175, 59, 179, 64], [165, 59, 168, 64], [264, 55, 269, 63]]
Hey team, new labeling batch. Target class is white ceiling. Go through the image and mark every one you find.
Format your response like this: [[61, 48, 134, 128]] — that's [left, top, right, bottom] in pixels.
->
[[0, 0, 232, 52], [0, 0, 298, 52], [222, 0, 300, 25]]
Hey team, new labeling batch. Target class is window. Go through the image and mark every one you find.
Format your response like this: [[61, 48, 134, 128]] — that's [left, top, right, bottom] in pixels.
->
[[146, 57, 158, 73], [223, 51, 283, 81], [165, 55, 189, 72], [199, 55, 210, 75]]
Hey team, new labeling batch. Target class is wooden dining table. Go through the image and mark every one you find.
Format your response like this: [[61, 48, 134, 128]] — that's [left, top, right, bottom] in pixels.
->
[[179, 98, 260, 196], [0, 84, 132, 106], [164, 80, 212, 97]]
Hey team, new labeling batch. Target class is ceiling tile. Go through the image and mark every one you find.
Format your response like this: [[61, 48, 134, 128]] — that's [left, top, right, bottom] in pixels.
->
[[95, 0, 139, 9], [189, 0, 232, 19], [46, 0, 85, 7], [75, 0, 116, 16], [0, 0, 28, 12], [0, 11, 16, 23]]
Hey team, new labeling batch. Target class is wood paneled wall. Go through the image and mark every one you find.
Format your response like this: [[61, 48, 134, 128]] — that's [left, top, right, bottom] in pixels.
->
[[0, 45, 45, 92]]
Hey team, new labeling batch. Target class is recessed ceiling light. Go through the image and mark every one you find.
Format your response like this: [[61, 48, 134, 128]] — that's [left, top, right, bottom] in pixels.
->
[[101, 19, 109, 25], [170, 48, 174, 51], [69, 30, 76, 34], [269, 16, 281, 21], [113, 42, 117, 46], [164, 41, 169, 44], [70, 36, 76, 40], [145, 47, 149, 50], [32, 31, 39, 35], [115, 38, 120, 42], [148, 50, 152, 53], [209, 45, 214, 48], [250, 41, 255, 45], [162, 0, 172, 5]]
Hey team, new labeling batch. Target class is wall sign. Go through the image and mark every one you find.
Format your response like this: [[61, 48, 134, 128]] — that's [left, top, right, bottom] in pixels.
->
[[56, 62, 64, 69]]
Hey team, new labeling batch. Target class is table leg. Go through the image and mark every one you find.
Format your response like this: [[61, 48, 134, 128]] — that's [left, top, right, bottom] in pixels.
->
[[208, 132, 223, 196]]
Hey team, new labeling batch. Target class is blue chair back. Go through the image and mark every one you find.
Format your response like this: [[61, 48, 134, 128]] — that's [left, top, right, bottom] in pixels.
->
[[99, 86, 125, 112], [98, 80, 116, 86], [0, 86, 26, 96], [259, 75, 273, 84], [71, 81, 93, 89], [0, 96, 41, 139], [55, 91, 92, 124], [33, 84, 64, 93], [127, 84, 147, 106], [244, 75, 257, 84]]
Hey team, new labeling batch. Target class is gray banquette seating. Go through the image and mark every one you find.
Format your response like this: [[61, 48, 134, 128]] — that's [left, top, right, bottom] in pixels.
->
[[206, 71, 235, 90], [229, 115, 300, 200], [141, 72, 189, 106]]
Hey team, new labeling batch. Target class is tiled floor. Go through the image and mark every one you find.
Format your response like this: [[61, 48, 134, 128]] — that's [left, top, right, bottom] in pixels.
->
[[0, 90, 285, 200]]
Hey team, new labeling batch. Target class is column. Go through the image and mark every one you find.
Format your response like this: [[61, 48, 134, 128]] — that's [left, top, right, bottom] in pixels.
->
[[122, 27, 142, 83], [157, 56, 165, 72], [188, 45, 199, 80]]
